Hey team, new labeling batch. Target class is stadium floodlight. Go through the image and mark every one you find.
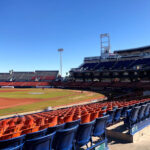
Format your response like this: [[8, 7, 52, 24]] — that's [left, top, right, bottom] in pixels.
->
[[100, 33, 110, 58], [58, 48, 64, 77]]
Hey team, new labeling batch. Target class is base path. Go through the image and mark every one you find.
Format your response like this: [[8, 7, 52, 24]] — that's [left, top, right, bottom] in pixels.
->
[[0, 98, 42, 109]]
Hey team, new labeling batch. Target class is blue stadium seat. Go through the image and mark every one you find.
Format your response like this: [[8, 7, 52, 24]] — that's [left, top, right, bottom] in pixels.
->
[[52, 125, 78, 150], [128, 104, 135, 109], [92, 115, 109, 142], [79, 63, 98, 71], [75, 120, 95, 149], [0, 134, 25, 150], [114, 108, 123, 123], [112, 60, 133, 70], [144, 103, 150, 118], [106, 110, 115, 126], [134, 103, 140, 107], [138, 104, 147, 121], [10, 143, 24, 150], [26, 128, 47, 140], [24, 132, 55, 150], [65, 119, 81, 129], [47, 123, 65, 134], [124, 106, 141, 128], [121, 106, 129, 118]]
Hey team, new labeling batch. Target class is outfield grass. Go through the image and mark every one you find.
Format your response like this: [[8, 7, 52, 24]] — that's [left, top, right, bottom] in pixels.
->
[[0, 89, 73, 99], [0, 88, 104, 116]]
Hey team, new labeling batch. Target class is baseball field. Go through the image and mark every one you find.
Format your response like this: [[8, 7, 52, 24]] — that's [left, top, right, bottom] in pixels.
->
[[0, 88, 104, 116]]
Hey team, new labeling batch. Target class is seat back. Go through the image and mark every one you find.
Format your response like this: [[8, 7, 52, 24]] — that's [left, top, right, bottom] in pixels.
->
[[0, 134, 25, 150], [10, 143, 24, 150], [121, 106, 129, 117], [138, 104, 147, 121], [24, 132, 55, 150], [114, 108, 123, 122], [128, 104, 135, 109], [92, 115, 109, 138], [106, 110, 115, 125], [65, 119, 81, 129], [76, 120, 95, 147], [26, 128, 47, 140], [130, 106, 141, 124], [144, 103, 150, 118], [47, 123, 65, 134], [53, 125, 78, 150]]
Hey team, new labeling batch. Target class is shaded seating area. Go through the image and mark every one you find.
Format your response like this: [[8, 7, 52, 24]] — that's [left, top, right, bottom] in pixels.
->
[[124, 101, 150, 135]]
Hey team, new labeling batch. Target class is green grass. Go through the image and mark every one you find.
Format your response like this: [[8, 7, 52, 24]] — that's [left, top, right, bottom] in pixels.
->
[[0, 89, 73, 99], [0, 88, 104, 116]]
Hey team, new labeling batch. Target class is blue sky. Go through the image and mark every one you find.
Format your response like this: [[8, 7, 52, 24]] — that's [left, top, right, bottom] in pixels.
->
[[0, 0, 150, 76]]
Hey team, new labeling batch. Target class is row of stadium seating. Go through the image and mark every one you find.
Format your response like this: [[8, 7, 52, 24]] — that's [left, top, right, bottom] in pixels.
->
[[0, 71, 58, 82], [0, 95, 150, 149], [0, 96, 150, 149], [0, 96, 150, 140], [0, 115, 108, 150], [124, 102, 150, 128], [78, 58, 150, 71], [52, 81, 150, 89]]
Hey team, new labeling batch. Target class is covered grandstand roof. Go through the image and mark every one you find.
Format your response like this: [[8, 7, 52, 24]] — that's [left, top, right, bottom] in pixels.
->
[[35, 70, 58, 72], [13, 72, 34, 74], [114, 45, 150, 54]]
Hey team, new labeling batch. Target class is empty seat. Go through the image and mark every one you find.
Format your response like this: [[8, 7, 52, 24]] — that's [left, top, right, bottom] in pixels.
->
[[121, 106, 129, 117], [106, 110, 115, 126], [26, 128, 47, 140], [47, 123, 65, 134], [114, 108, 123, 123], [53, 125, 78, 150], [81, 113, 90, 123], [144, 103, 150, 118], [138, 104, 147, 121], [90, 111, 99, 121], [24, 132, 55, 150], [65, 119, 81, 129], [124, 106, 141, 128], [10, 143, 24, 150], [0, 134, 25, 150], [92, 115, 109, 143], [75, 120, 95, 149]]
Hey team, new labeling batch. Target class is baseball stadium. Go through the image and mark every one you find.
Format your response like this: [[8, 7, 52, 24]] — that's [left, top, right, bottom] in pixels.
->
[[0, 36, 150, 150], [0, 1, 150, 150]]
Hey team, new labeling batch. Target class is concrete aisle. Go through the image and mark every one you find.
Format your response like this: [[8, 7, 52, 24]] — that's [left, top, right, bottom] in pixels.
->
[[108, 135, 150, 150]]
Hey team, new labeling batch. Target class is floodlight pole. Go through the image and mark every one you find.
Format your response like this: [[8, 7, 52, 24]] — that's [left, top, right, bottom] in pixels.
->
[[58, 48, 64, 77], [100, 33, 110, 58]]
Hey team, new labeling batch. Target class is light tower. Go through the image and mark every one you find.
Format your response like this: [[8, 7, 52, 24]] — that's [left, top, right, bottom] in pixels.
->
[[58, 48, 64, 77], [100, 33, 110, 58]]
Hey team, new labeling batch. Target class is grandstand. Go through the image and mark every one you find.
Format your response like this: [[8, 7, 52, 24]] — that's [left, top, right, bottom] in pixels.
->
[[0, 70, 58, 87], [0, 73, 11, 82], [35, 70, 58, 81], [70, 45, 150, 84], [12, 72, 35, 82]]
